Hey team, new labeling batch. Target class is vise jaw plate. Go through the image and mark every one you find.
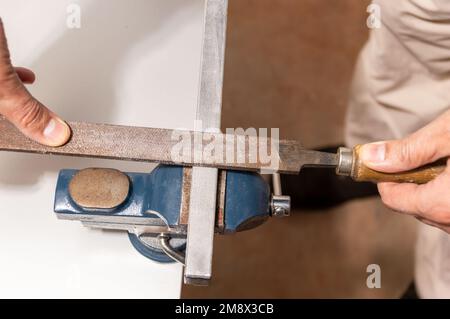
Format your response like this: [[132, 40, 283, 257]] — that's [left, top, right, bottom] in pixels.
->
[[69, 168, 130, 210]]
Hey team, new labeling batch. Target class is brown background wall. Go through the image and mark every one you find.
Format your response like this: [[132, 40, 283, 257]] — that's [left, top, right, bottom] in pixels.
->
[[182, 0, 417, 298]]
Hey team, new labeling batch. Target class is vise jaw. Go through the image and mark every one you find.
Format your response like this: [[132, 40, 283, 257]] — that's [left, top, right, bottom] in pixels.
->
[[54, 165, 290, 284]]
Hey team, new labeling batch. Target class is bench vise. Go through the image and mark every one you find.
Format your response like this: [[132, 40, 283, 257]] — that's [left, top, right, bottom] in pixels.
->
[[54, 166, 290, 282]]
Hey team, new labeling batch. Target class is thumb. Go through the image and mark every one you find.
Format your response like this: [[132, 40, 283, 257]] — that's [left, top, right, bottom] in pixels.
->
[[359, 140, 422, 173], [0, 18, 70, 146], [358, 111, 450, 173], [359, 130, 449, 173], [1, 97, 71, 147]]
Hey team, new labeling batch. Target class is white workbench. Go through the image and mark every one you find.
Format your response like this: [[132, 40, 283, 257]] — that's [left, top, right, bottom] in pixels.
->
[[0, 0, 204, 298]]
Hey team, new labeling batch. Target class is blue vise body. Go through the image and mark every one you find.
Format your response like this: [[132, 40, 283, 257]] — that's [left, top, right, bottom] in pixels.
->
[[54, 165, 271, 235]]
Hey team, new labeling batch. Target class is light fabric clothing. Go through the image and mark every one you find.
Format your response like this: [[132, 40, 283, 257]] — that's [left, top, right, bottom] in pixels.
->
[[345, 0, 450, 298]]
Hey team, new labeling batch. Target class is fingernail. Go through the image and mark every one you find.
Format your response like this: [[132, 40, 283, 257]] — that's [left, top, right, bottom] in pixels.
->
[[43, 118, 71, 146], [360, 142, 386, 165]]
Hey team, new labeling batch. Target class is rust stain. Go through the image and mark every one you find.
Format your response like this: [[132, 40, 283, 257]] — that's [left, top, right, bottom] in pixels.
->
[[179, 167, 192, 226]]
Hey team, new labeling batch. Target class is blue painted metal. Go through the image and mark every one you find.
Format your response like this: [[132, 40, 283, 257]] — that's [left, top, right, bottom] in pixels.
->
[[54, 166, 184, 227], [224, 171, 271, 233], [54, 165, 271, 263]]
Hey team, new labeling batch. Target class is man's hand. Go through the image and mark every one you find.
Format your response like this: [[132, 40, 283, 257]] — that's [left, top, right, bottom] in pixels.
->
[[360, 110, 450, 233], [0, 18, 70, 146]]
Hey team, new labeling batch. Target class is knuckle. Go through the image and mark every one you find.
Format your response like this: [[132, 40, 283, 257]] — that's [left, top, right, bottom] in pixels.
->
[[13, 97, 47, 131], [395, 135, 437, 168], [397, 140, 416, 166]]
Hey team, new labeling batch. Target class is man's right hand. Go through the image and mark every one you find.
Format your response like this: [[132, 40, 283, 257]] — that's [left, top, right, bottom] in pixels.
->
[[0, 18, 71, 147], [360, 110, 450, 233]]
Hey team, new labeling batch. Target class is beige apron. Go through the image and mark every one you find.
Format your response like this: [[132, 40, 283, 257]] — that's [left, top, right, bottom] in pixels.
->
[[345, 0, 450, 298]]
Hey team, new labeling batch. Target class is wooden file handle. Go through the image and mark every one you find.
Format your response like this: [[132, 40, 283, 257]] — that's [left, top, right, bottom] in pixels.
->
[[350, 145, 446, 184]]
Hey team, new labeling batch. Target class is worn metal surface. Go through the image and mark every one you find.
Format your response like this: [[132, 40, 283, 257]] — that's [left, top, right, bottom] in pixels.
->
[[69, 168, 130, 209], [184, 0, 229, 286]]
